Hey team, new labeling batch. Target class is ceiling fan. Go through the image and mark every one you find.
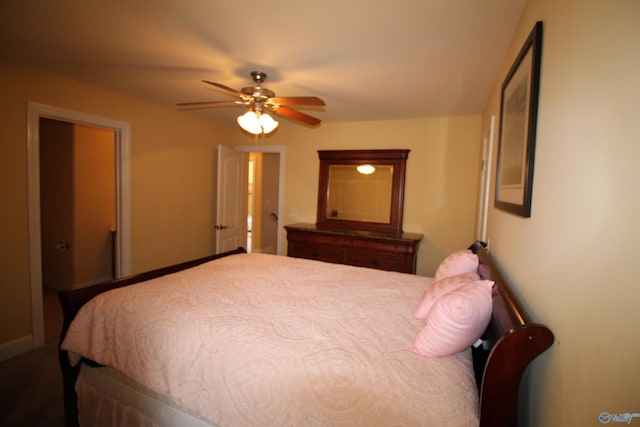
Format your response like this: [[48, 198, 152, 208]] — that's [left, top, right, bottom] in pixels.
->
[[177, 71, 325, 134]]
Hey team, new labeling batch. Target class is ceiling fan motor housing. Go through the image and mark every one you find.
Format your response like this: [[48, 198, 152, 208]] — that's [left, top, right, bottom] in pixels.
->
[[241, 71, 275, 100], [241, 86, 275, 100]]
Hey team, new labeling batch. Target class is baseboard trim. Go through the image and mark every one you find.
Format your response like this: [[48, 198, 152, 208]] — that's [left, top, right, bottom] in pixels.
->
[[0, 335, 34, 362], [45, 275, 115, 291], [72, 276, 115, 290], [252, 246, 276, 255]]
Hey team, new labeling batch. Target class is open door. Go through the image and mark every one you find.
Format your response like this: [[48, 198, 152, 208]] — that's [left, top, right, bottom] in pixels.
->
[[216, 145, 246, 253]]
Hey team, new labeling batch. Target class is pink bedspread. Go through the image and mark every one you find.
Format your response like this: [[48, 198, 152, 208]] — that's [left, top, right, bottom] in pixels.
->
[[62, 253, 479, 426]]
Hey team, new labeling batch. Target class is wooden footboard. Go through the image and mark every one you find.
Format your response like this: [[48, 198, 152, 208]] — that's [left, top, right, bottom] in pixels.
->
[[471, 242, 554, 427], [58, 247, 247, 427]]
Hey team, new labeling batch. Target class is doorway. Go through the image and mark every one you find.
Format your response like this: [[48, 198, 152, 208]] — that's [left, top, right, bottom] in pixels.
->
[[39, 118, 116, 340], [26, 102, 131, 349], [246, 152, 280, 254], [236, 145, 285, 255]]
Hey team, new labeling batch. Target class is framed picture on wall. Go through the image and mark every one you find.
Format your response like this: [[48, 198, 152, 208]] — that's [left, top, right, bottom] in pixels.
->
[[495, 21, 543, 218]]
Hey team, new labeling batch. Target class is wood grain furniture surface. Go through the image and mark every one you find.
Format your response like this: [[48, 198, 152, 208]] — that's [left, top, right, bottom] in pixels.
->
[[285, 222, 423, 274]]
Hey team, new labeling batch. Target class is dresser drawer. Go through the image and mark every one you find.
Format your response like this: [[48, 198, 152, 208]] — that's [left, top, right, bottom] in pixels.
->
[[349, 238, 412, 254], [287, 241, 342, 264], [344, 249, 411, 273], [287, 231, 343, 246]]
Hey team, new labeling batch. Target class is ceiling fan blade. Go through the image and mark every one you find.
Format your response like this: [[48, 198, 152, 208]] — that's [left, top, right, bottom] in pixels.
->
[[270, 96, 325, 106], [202, 80, 245, 98], [176, 100, 245, 107], [273, 106, 322, 126]]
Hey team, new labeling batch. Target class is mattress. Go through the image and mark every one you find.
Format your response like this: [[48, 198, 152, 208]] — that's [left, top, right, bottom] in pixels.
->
[[63, 253, 479, 426], [76, 363, 215, 427]]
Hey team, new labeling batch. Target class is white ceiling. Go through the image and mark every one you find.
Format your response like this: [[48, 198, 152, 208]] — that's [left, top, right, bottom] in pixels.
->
[[1, 0, 525, 126]]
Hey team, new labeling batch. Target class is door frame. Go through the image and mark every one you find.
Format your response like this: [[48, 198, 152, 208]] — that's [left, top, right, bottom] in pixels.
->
[[235, 145, 285, 255], [26, 101, 131, 348], [476, 114, 495, 243]]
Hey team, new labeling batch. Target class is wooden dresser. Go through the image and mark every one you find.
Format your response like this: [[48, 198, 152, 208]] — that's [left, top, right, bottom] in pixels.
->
[[285, 223, 422, 274]]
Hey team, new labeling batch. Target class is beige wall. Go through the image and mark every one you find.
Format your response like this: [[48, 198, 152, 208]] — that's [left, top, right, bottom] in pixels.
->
[[0, 61, 229, 351], [482, 0, 640, 425], [72, 124, 116, 288], [230, 116, 483, 276]]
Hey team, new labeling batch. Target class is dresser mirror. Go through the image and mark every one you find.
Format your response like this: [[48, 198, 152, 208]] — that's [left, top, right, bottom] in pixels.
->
[[316, 149, 409, 235]]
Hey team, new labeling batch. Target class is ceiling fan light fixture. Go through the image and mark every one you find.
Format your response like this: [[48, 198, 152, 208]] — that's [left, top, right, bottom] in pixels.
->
[[259, 113, 279, 134], [237, 111, 279, 134], [237, 111, 261, 134]]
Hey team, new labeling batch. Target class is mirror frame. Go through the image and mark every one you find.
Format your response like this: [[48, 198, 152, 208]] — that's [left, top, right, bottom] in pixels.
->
[[316, 149, 409, 235]]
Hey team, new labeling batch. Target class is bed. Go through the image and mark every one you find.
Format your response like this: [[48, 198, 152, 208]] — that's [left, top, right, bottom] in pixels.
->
[[58, 242, 553, 427]]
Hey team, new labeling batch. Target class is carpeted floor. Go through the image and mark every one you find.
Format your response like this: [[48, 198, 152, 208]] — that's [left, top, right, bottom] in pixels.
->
[[0, 340, 64, 426]]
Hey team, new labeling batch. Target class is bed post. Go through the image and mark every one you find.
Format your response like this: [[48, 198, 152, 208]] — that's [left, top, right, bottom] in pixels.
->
[[479, 324, 553, 426], [471, 242, 554, 427]]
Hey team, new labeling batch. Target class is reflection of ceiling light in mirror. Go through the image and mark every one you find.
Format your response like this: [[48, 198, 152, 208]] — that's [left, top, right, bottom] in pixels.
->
[[356, 164, 376, 175], [237, 111, 279, 134]]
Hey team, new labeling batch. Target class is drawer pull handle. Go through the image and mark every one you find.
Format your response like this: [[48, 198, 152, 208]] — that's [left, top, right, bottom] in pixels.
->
[[312, 250, 319, 257], [372, 259, 379, 265]]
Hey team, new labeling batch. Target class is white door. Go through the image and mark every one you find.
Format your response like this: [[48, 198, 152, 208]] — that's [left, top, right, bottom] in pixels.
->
[[216, 145, 245, 253]]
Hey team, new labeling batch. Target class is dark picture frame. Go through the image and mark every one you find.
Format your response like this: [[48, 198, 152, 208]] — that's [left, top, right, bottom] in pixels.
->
[[495, 21, 543, 217]]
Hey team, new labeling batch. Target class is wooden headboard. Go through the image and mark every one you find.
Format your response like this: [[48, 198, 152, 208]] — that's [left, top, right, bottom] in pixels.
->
[[471, 241, 554, 426]]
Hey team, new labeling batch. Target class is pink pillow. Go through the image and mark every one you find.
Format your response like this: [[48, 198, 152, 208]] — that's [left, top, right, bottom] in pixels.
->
[[414, 272, 480, 320], [413, 280, 494, 357], [434, 249, 479, 282]]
